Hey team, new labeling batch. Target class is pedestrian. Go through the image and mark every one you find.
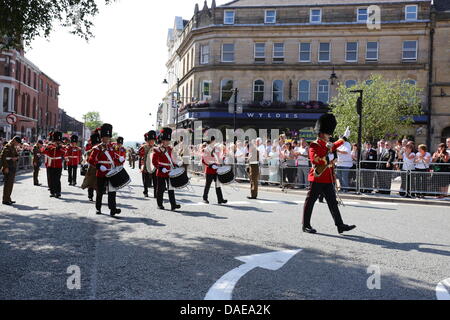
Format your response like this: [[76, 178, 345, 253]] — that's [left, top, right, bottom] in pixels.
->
[[302, 114, 356, 234], [88, 124, 125, 216], [399, 144, 415, 197], [32, 140, 43, 186], [413, 145, 431, 198], [375, 141, 396, 194], [247, 139, 260, 200], [431, 143, 450, 199], [361, 142, 378, 193], [65, 135, 82, 186], [1, 136, 22, 205], [295, 138, 310, 189], [336, 137, 353, 193]]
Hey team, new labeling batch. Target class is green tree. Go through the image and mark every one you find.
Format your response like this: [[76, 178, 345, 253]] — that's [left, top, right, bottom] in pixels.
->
[[0, 0, 115, 49], [331, 75, 423, 143], [82, 111, 103, 131]]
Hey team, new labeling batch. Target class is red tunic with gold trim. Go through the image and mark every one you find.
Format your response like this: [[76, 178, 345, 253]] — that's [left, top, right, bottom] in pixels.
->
[[88, 143, 123, 178], [308, 138, 345, 184], [65, 146, 82, 166], [42, 144, 65, 169], [152, 146, 174, 178], [114, 143, 127, 158]]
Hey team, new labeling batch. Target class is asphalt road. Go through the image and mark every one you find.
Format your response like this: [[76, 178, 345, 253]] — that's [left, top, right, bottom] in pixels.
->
[[0, 166, 449, 300]]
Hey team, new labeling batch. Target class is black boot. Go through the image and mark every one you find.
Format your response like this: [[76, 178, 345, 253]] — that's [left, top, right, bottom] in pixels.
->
[[110, 208, 121, 217], [216, 188, 227, 204], [303, 226, 317, 234], [338, 224, 356, 234]]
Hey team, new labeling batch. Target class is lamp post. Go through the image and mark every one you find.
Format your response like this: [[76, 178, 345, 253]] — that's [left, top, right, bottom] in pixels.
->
[[350, 89, 364, 194]]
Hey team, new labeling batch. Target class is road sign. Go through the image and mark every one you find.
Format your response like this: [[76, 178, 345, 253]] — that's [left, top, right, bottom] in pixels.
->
[[6, 113, 17, 125], [205, 249, 302, 300]]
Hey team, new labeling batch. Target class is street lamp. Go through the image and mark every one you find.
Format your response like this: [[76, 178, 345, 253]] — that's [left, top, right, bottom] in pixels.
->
[[350, 89, 364, 194], [330, 67, 338, 85]]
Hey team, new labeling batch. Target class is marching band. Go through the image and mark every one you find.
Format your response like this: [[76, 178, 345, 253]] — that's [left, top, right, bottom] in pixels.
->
[[1, 115, 357, 235]]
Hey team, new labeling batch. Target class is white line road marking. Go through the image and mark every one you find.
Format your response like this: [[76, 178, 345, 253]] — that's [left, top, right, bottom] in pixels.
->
[[436, 278, 450, 300], [205, 249, 302, 300], [368, 202, 398, 206]]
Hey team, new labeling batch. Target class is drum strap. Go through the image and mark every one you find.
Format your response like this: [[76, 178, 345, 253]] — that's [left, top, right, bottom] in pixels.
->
[[104, 150, 116, 170], [164, 151, 175, 169]]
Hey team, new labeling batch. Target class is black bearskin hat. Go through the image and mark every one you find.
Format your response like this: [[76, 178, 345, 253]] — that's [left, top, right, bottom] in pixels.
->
[[90, 133, 101, 145], [145, 130, 157, 142], [71, 135, 79, 143], [117, 137, 124, 145], [52, 131, 63, 142], [100, 123, 113, 138], [160, 128, 172, 141], [315, 113, 337, 136]]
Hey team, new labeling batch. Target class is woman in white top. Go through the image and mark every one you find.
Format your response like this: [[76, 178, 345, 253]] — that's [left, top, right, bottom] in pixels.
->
[[414, 144, 431, 198], [268, 145, 281, 184], [399, 144, 415, 197]]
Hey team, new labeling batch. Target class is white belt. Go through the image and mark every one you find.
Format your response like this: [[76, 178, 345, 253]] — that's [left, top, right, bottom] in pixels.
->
[[46, 156, 62, 160], [98, 161, 113, 164], [5, 157, 16, 160], [66, 156, 79, 158], [159, 162, 171, 166]]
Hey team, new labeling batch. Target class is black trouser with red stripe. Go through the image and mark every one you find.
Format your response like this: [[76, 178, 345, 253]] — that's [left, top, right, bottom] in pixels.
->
[[156, 177, 176, 208], [143, 171, 157, 197], [96, 176, 116, 212], [68, 165, 78, 184], [303, 182, 344, 228], [48, 168, 62, 195], [203, 173, 224, 202]]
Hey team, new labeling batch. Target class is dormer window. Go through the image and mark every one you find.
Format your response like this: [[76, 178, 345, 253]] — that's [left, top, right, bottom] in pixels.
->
[[224, 10, 235, 25], [310, 9, 322, 23], [405, 5, 418, 21], [265, 10, 276, 24]]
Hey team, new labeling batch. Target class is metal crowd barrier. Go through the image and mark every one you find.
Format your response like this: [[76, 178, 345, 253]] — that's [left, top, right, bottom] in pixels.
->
[[186, 159, 450, 198]]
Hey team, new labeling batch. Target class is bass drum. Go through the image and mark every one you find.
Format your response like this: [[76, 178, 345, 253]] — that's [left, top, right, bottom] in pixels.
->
[[217, 166, 234, 185], [106, 166, 131, 191], [169, 167, 189, 189]]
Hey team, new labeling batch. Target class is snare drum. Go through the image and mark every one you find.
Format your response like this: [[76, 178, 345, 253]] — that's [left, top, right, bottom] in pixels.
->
[[217, 166, 234, 185], [169, 167, 189, 189], [106, 166, 131, 190]]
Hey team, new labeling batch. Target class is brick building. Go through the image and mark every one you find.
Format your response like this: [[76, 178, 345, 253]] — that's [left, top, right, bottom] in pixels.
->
[[0, 48, 60, 142], [161, 0, 450, 147]]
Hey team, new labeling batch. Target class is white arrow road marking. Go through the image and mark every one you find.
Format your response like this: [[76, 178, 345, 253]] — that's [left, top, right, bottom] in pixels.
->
[[436, 278, 450, 300], [204, 249, 302, 300]]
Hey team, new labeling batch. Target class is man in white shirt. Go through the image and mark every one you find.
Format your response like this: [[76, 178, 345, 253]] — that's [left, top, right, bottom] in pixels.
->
[[295, 138, 309, 189], [336, 137, 353, 192]]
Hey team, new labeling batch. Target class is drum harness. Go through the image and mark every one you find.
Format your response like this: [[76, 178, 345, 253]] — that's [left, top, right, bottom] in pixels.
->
[[164, 148, 193, 192]]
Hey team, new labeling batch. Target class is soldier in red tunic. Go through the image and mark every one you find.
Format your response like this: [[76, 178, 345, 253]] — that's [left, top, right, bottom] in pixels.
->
[[152, 128, 181, 211], [82, 132, 101, 201], [302, 114, 356, 234], [202, 140, 228, 204], [114, 137, 127, 158], [65, 135, 82, 186], [42, 131, 65, 198], [88, 124, 125, 216], [139, 131, 157, 198]]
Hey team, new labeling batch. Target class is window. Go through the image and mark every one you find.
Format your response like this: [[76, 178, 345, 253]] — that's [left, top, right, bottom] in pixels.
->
[[272, 80, 283, 102], [345, 80, 357, 88], [317, 80, 329, 103], [346, 42, 358, 62], [318, 42, 331, 62], [299, 43, 311, 62], [357, 8, 368, 22], [265, 10, 276, 23], [310, 9, 322, 23], [222, 44, 235, 62], [224, 11, 235, 24], [273, 43, 284, 63], [366, 41, 379, 61], [3, 87, 9, 112], [405, 5, 418, 21], [201, 81, 212, 100], [403, 41, 417, 60], [200, 45, 209, 64], [298, 80, 310, 102], [254, 43, 266, 62], [220, 79, 234, 102], [253, 80, 265, 102]]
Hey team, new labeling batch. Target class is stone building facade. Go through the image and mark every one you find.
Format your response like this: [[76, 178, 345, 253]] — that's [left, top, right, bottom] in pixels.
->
[[161, 0, 449, 147]]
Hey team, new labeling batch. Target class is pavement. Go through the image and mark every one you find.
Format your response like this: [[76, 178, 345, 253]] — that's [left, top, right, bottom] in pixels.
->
[[0, 166, 449, 300]]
